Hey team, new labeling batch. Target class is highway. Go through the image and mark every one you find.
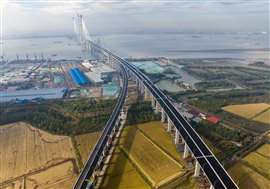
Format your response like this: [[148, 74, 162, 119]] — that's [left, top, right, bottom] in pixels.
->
[[73, 63, 128, 189], [74, 41, 238, 189]]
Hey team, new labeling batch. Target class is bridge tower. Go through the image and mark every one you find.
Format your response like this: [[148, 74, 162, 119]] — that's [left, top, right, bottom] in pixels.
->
[[73, 14, 90, 52]]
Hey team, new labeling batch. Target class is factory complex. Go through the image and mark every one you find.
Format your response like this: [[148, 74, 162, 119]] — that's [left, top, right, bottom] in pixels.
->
[[0, 59, 120, 103]]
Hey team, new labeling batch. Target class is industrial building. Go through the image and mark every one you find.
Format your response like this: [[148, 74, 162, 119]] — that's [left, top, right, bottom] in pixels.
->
[[81, 60, 117, 84], [69, 67, 89, 86], [0, 88, 66, 103]]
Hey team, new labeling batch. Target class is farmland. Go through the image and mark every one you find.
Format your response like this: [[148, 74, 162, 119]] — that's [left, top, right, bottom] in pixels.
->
[[25, 161, 77, 189], [222, 103, 270, 124], [0, 122, 101, 189], [229, 143, 270, 189], [0, 122, 76, 184], [100, 148, 151, 189], [137, 122, 182, 161], [122, 126, 184, 186], [222, 103, 270, 119], [253, 109, 270, 125], [74, 132, 100, 163], [101, 121, 188, 189]]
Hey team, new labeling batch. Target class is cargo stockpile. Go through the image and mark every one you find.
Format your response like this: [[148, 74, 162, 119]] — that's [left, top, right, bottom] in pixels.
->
[[69, 67, 89, 86]]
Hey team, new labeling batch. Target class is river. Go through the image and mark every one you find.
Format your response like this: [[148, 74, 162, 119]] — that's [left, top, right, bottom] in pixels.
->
[[3, 33, 269, 61]]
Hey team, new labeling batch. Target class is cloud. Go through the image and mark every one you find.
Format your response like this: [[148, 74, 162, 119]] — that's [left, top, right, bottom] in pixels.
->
[[2, 0, 269, 36]]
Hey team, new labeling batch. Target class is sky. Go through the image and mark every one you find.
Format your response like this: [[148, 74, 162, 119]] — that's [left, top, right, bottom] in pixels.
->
[[2, 0, 269, 37]]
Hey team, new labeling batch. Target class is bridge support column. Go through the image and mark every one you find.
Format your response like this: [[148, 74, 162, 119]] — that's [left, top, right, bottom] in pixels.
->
[[155, 102, 160, 114], [167, 118, 172, 132], [194, 160, 201, 177], [174, 129, 180, 144], [161, 108, 166, 123], [151, 96, 155, 109], [210, 185, 214, 189], [136, 79, 140, 89], [183, 142, 190, 159], [144, 87, 150, 100], [141, 82, 145, 93]]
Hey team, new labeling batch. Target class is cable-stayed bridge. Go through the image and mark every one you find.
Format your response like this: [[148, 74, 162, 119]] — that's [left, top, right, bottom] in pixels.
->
[[73, 14, 239, 189]]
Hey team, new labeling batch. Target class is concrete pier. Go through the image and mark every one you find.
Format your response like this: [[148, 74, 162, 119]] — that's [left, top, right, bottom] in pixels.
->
[[144, 87, 150, 100], [151, 96, 156, 109], [161, 108, 166, 122], [167, 118, 172, 132], [155, 102, 160, 114], [194, 160, 201, 177], [174, 129, 180, 144], [183, 142, 190, 158]]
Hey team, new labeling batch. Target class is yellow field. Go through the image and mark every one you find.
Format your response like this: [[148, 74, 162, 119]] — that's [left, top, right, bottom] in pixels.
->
[[255, 143, 270, 158], [222, 103, 270, 119], [25, 160, 77, 189], [229, 143, 270, 189], [122, 126, 184, 187], [75, 132, 100, 163], [230, 163, 270, 189], [101, 121, 188, 189], [137, 121, 182, 161], [0, 122, 76, 183], [253, 109, 270, 124], [100, 148, 150, 189], [0, 122, 80, 189]]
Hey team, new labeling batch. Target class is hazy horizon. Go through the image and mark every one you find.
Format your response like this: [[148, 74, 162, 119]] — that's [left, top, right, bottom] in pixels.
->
[[1, 0, 269, 38]]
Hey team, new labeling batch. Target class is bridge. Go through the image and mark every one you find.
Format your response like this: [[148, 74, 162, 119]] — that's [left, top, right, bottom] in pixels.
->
[[73, 15, 239, 189]]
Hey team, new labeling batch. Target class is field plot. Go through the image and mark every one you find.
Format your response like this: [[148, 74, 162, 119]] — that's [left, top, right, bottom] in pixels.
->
[[230, 163, 270, 189], [0, 122, 77, 188], [253, 109, 270, 124], [136, 121, 182, 161], [0, 179, 23, 189], [100, 148, 150, 189], [122, 126, 184, 187], [101, 122, 187, 189], [222, 103, 270, 119], [229, 143, 270, 189], [25, 160, 77, 189], [255, 143, 270, 158], [74, 132, 100, 163]]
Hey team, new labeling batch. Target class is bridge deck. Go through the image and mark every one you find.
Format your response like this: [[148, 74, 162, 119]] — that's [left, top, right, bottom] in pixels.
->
[[74, 41, 239, 189]]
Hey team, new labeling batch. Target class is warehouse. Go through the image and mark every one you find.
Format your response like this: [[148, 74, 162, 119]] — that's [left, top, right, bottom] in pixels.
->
[[81, 61, 117, 84], [0, 88, 66, 103], [69, 68, 89, 86]]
